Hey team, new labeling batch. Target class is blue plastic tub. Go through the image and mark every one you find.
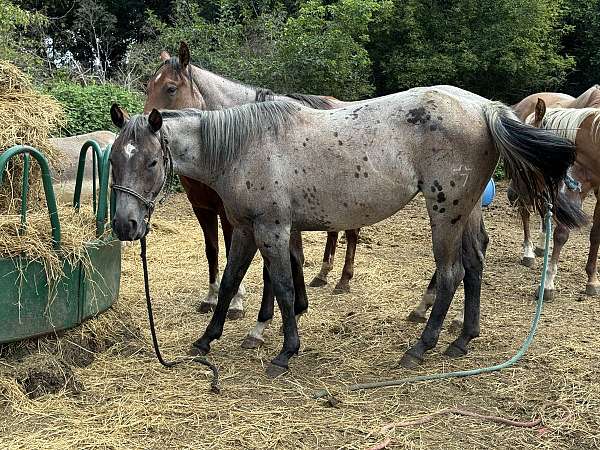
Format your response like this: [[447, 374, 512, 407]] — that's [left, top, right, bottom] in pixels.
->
[[482, 179, 496, 207]]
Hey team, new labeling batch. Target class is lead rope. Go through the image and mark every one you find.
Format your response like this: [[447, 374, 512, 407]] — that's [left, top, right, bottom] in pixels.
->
[[141, 236, 220, 393], [314, 203, 553, 399]]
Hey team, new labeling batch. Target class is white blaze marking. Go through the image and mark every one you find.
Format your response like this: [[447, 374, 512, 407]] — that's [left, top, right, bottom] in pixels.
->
[[125, 143, 136, 159], [155, 73, 162, 82]]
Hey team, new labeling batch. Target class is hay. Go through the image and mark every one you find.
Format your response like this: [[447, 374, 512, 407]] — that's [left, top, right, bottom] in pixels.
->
[[0, 60, 64, 214], [1, 183, 600, 449]]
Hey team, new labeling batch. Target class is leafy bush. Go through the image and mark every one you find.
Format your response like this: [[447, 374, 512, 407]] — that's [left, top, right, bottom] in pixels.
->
[[45, 79, 144, 136]]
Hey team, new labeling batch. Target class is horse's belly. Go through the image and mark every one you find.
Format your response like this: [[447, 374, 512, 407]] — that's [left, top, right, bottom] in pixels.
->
[[292, 183, 418, 231]]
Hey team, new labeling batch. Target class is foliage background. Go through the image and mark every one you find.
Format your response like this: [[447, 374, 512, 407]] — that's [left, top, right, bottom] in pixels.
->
[[2, 0, 599, 140]]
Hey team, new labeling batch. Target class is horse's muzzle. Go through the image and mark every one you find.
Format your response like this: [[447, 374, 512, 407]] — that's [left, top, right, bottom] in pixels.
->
[[112, 216, 146, 241]]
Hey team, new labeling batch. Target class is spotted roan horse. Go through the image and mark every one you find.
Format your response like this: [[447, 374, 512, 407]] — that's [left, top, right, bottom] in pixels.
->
[[145, 43, 360, 329], [110, 85, 581, 376]]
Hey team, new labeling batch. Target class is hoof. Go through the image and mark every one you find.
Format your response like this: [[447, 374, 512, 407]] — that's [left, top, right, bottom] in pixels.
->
[[266, 362, 288, 378], [332, 283, 350, 295], [309, 277, 328, 288], [534, 247, 545, 258], [586, 283, 600, 296], [189, 343, 209, 356], [448, 319, 463, 334], [443, 342, 467, 358], [227, 309, 245, 320], [399, 351, 423, 369], [543, 288, 555, 302], [241, 335, 264, 349], [521, 256, 535, 268], [406, 311, 427, 323], [197, 302, 215, 314]]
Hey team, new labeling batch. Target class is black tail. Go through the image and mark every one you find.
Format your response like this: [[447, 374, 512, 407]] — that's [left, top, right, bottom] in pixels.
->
[[483, 102, 587, 229]]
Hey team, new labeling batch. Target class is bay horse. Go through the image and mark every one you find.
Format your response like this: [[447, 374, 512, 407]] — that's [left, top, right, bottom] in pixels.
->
[[109, 84, 581, 376], [510, 86, 600, 299], [145, 43, 360, 325]]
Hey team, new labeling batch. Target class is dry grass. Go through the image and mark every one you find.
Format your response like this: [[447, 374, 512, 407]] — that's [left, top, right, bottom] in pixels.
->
[[0, 183, 599, 449], [0, 60, 64, 214]]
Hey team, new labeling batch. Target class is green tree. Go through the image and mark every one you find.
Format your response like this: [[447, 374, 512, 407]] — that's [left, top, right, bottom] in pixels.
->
[[369, 0, 573, 103], [0, 0, 46, 70]]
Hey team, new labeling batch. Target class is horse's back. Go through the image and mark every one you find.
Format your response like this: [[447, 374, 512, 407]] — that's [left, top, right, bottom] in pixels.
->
[[512, 92, 575, 121], [572, 85, 600, 108], [50, 131, 116, 203]]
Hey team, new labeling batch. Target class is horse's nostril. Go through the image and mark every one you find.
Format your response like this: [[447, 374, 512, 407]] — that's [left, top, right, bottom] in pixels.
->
[[129, 219, 138, 231]]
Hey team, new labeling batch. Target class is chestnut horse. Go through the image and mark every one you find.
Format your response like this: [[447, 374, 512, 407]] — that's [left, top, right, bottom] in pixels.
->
[[145, 43, 360, 322], [510, 86, 600, 299], [110, 85, 581, 375]]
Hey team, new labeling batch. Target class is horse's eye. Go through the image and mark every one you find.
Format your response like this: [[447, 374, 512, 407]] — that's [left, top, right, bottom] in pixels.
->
[[148, 159, 158, 169], [167, 85, 177, 94]]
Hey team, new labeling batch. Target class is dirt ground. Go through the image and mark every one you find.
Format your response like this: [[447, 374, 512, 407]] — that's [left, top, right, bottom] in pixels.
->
[[1, 182, 599, 449]]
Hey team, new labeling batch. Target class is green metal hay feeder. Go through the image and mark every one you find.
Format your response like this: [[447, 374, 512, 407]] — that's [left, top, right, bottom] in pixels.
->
[[0, 141, 121, 343]]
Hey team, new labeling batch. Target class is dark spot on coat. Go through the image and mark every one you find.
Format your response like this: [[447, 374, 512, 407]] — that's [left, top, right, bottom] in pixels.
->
[[430, 124, 438, 131], [343, 202, 348, 207], [246, 181, 251, 190], [450, 181, 456, 187], [334, 131, 338, 137], [437, 192, 446, 203], [294, 169, 298, 174], [431, 186, 436, 193], [302, 168, 306, 173], [303, 142, 306, 147], [451, 215, 462, 224], [418, 180, 424, 185], [275, 234, 280, 239], [406, 107, 431, 125], [356, 165, 361, 171], [363, 156, 368, 161], [275, 181, 279, 185], [440, 208, 446, 213], [453, 199, 459, 205], [261, 186, 265, 190], [354, 173, 360, 178], [433, 205, 438, 211], [275, 220, 280, 224], [338, 140, 343, 145], [306, 137, 309, 141], [437, 116, 443, 121], [363, 172, 368, 178]]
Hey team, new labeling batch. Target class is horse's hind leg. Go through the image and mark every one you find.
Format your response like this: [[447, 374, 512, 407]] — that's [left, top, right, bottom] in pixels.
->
[[586, 190, 600, 296], [309, 232, 338, 287], [445, 208, 488, 357], [400, 208, 465, 369], [520, 205, 536, 268], [193, 208, 221, 313], [407, 273, 437, 323], [333, 229, 359, 294], [221, 212, 245, 319]]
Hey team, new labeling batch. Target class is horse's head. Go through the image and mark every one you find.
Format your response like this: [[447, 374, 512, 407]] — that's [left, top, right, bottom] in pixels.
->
[[110, 104, 167, 241], [144, 41, 205, 113]]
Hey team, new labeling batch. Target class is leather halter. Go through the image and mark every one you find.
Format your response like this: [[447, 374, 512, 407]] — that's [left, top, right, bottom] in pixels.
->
[[111, 129, 174, 232]]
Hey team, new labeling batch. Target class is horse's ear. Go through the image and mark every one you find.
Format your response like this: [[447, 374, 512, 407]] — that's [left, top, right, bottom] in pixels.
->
[[534, 98, 547, 123], [111, 103, 129, 129], [159, 51, 171, 62], [179, 41, 190, 69], [148, 109, 163, 133]]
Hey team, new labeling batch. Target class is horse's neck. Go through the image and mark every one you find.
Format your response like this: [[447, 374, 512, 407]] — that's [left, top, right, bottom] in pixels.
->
[[191, 66, 257, 109], [164, 116, 213, 181]]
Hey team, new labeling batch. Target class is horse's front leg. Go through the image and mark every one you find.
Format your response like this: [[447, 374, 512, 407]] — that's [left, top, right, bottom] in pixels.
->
[[333, 229, 359, 294], [309, 232, 338, 287], [241, 231, 308, 349], [254, 222, 299, 377], [190, 227, 257, 356], [193, 207, 221, 313], [585, 190, 600, 295], [220, 212, 245, 320]]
